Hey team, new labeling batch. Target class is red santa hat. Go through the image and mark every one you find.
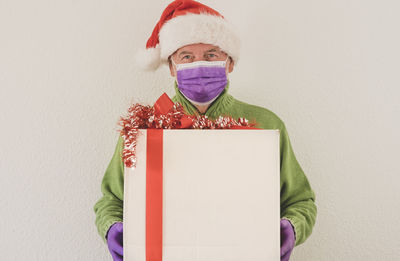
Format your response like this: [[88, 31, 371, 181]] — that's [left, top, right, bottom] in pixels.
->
[[135, 0, 241, 71]]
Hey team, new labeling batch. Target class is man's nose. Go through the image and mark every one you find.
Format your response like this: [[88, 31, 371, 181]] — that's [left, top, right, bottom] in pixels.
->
[[193, 56, 206, 62]]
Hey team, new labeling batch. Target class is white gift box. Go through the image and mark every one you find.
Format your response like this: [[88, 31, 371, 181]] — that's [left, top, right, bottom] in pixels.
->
[[123, 129, 280, 261]]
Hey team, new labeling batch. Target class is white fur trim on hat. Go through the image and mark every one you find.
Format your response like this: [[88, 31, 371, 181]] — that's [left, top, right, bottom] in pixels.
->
[[134, 44, 161, 71], [159, 13, 241, 66]]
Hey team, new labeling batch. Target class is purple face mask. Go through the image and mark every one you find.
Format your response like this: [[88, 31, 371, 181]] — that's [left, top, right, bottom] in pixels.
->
[[172, 57, 229, 105]]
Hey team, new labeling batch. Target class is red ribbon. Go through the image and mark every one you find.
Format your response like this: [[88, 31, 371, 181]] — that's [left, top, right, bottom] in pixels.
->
[[146, 93, 192, 261], [146, 128, 163, 261], [145, 93, 260, 261]]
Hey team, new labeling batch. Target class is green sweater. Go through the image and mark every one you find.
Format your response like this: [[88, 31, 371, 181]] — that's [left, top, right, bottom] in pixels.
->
[[93, 79, 317, 247]]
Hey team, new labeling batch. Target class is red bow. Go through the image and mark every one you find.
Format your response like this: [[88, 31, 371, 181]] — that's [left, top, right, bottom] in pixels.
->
[[154, 93, 193, 128]]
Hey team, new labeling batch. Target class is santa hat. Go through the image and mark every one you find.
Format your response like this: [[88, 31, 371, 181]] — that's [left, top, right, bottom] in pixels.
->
[[135, 0, 241, 71]]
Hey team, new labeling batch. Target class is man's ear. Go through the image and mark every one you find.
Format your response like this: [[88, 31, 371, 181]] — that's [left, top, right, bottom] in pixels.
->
[[228, 57, 234, 73]]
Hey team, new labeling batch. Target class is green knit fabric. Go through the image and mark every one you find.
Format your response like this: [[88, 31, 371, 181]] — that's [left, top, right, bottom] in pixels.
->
[[93, 79, 317, 246]]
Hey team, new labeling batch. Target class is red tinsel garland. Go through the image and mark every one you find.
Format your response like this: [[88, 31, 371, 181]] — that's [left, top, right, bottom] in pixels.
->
[[117, 101, 257, 168]]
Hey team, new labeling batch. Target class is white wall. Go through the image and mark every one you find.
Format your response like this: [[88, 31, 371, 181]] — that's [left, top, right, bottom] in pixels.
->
[[1, 0, 399, 260]]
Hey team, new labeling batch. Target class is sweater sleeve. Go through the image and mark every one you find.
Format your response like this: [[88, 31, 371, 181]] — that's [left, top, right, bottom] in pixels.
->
[[279, 122, 317, 247], [93, 135, 125, 243]]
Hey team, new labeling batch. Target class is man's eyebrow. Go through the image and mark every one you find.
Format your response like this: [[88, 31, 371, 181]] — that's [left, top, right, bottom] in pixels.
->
[[178, 50, 193, 57], [177, 48, 221, 57]]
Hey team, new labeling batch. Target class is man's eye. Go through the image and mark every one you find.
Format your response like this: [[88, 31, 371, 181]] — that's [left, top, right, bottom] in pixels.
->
[[208, 53, 216, 58], [182, 55, 191, 60]]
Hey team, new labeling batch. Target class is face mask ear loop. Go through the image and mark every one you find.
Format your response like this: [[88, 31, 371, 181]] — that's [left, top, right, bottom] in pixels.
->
[[224, 56, 229, 66], [224, 56, 230, 80], [171, 57, 178, 71]]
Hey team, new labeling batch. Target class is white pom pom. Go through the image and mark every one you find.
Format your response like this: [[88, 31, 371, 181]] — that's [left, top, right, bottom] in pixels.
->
[[134, 45, 161, 71]]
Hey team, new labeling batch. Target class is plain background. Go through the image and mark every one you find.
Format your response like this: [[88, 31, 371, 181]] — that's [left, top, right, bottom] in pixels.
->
[[1, 0, 399, 260]]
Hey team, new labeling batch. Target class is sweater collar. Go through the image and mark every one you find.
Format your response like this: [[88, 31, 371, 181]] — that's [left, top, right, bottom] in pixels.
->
[[171, 79, 235, 119]]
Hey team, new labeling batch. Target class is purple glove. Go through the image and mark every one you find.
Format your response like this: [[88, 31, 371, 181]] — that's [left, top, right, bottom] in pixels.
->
[[281, 218, 295, 261], [106, 222, 123, 261]]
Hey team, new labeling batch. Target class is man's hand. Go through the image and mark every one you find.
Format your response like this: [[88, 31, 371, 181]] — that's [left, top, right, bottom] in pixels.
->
[[281, 218, 295, 261], [106, 222, 123, 261]]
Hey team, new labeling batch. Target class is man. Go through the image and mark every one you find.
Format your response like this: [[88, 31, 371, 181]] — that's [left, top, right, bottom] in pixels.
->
[[93, 1, 317, 261]]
